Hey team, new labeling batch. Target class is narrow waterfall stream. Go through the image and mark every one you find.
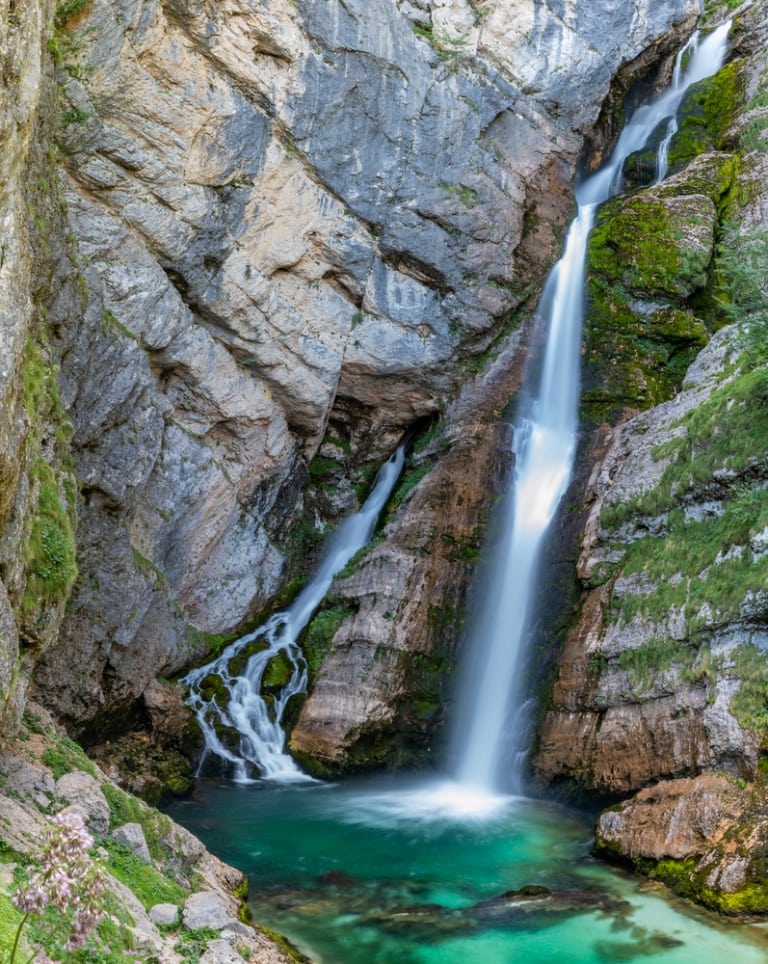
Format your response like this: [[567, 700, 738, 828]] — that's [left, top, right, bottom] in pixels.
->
[[163, 21, 768, 964], [182, 445, 405, 781], [451, 19, 731, 796]]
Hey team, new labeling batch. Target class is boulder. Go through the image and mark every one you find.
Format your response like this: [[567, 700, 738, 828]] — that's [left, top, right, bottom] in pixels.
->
[[112, 821, 152, 864], [149, 902, 180, 927], [183, 890, 236, 931], [55, 771, 110, 837]]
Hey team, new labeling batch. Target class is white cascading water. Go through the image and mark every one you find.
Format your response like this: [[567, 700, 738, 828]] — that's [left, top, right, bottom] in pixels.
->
[[182, 446, 405, 782], [452, 21, 731, 796]]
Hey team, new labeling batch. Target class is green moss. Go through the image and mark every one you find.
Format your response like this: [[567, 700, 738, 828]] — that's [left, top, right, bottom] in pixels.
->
[[41, 736, 97, 780], [22, 459, 78, 614], [256, 925, 312, 963], [629, 853, 768, 916], [582, 112, 740, 426], [184, 624, 240, 658], [588, 194, 713, 299], [20, 333, 78, 618], [604, 482, 768, 634], [100, 782, 173, 860], [103, 841, 187, 910], [173, 927, 221, 963], [581, 176, 730, 423], [602, 366, 768, 526], [582, 280, 708, 419], [617, 637, 691, 693], [666, 61, 742, 173], [261, 650, 294, 691], [708, 884, 768, 915], [392, 462, 433, 508], [656, 152, 738, 210], [301, 605, 354, 679], [308, 455, 340, 485], [227, 638, 270, 678]]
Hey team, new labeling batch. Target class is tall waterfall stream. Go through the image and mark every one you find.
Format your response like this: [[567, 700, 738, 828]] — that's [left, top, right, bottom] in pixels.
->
[[168, 21, 768, 963]]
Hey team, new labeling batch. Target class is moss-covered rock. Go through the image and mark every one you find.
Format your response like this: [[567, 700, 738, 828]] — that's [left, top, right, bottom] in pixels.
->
[[588, 193, 716, 299], [227, 637, 269, 678], [582, 152, 737, 422], [667, 60, 743, 172], [595, 772, 768, 916], [261, 650, 295, 692]]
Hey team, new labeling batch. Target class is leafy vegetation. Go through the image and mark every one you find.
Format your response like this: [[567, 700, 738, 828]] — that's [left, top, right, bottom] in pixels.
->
[[20, 334, 78, 618], [102, 841, 187, 910], [41, 736, 97, 780], [174, 927, 221, 963]]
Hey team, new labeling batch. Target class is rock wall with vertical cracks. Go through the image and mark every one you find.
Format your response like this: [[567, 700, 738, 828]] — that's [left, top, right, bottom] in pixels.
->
[[1, 0, 700, 743]]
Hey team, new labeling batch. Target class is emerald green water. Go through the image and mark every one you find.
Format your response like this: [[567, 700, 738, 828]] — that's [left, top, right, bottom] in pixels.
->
[[166, 775, 768, 963]]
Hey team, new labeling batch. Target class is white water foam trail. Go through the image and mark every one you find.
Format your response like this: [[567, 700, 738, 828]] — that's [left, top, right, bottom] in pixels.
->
[[182, 446, 405, 782], [451, 21, 731, 798]]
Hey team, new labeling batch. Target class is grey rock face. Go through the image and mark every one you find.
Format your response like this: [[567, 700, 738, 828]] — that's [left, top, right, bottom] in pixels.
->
[[0, 754, 55, 808]]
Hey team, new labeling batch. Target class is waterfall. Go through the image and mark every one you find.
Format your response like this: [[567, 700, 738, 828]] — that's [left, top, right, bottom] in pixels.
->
[[657, 32, 698, 183], [182, 445, 405, 782], [452, 21, 731, 795]]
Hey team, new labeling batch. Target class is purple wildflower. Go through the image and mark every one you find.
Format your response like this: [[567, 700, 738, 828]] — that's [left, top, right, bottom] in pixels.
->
[[10, 809, 106, 963]]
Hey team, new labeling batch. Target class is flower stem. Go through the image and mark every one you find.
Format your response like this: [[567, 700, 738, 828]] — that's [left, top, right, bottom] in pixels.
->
[[9, 912, 29, 964]]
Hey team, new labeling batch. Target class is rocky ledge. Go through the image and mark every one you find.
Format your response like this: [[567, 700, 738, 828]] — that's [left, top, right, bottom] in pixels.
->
[[0, 703, 302, 963]]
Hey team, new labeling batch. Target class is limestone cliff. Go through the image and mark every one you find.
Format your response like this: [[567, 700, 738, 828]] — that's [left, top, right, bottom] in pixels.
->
[[0, 0, 698, 746], [533, 0, 768, 913]]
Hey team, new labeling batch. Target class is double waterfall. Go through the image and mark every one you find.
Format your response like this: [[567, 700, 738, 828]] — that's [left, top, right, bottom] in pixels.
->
[[183, 22, 731, 791]]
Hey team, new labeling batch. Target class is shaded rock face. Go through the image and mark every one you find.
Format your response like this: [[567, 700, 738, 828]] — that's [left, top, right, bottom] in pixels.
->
[[0, 0, 82, 740], [11, 0, 698, 739]]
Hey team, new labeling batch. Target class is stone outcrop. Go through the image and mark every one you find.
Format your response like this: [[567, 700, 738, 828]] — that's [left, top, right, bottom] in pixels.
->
[[0, 704, 298, 962]]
